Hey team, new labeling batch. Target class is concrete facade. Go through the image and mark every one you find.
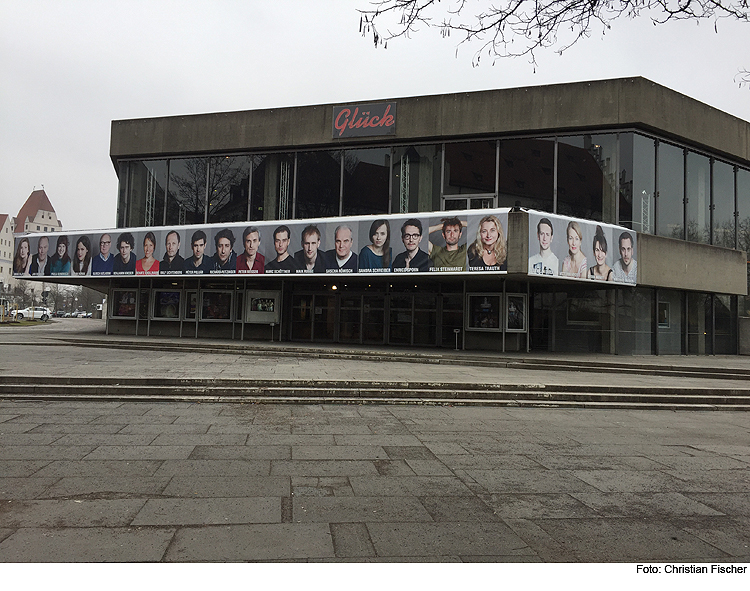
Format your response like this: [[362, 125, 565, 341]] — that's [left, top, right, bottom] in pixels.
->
[[110, 78, 750, 166]]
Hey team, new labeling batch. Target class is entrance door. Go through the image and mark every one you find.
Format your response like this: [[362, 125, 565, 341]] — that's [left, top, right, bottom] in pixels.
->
[[339, 294, 362, 343], [313, 295, 336, 341]]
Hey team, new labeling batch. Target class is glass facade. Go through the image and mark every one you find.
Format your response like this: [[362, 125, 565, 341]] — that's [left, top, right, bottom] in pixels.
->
[[657, 142, 685, 240], [712, 160, 735, 248], [343, 148, 390, 216], [557, 135, 616, 222], [392, 145, 441, 214], [619, 134, 655, 234], [685, 151, 711, 244], [498, 138, 554, 212]]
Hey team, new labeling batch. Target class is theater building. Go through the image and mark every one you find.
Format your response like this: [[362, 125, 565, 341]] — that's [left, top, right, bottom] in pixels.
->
[[15, 77, 750, 354]]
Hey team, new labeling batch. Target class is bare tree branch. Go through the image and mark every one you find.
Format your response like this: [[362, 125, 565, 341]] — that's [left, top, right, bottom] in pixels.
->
[[359, 0, 749, 70]]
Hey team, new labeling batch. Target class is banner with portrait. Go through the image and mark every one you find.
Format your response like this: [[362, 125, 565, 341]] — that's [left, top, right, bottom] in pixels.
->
[[527, 211, 637, 285], [13, 209, 510, 280]]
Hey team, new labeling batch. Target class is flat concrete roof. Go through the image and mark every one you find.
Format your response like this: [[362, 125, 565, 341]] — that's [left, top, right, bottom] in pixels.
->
[[110, 77, 750, 167]]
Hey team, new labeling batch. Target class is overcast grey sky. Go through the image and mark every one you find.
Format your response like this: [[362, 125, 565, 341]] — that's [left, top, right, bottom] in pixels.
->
[[1, 0, 748, 232]]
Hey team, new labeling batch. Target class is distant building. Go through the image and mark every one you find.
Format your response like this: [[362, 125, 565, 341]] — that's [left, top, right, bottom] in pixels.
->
[[14, 189, 63, 234], [0, 214, 13, 292]]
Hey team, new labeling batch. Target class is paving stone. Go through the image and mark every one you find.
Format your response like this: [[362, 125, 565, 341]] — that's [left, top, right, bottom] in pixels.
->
[[0, 434, 64, 445], [422, 442, 469, 455], [532, 518, 730, 562], [149, 434, 248, 446], [271, 460, 379, 477], [570, 492, 725, 517], [152, 459, 271, 477], [367, 522, 535, 558], [0, 460, 52, 478], [572, 469, 709, 493], [190, 445, 290, 460], [0, 499, 146, 527], [0, 529, 13, 544], [646, 456, 750, 471], [89, 414, 179, 424], [291, 446, 388, 460], [404, 459, 454, 476], [0, 423, 40, 433], [420, 496, 501, 522], [0, 527, 175, 562], [486, 493, 603, 519], [676, 516, 750, 557], [661, 468, 750, 493], [0, 478, 59, 500], [466, 469, 597, 494], [528, 455, 657, 471], [26, 423, 127, 434], [207, 424, 290, 435], [333, 435, 423, 446], [293, 497, 433, 523], [83, 445, 195, 460], [373, 459, 416, 477], [291, 425, 373, 435], [291, 477, 353, 497], [164, 524, 334, 561], [330, 522, 376, 557], [44, 477, 172, 498], [51, 434, 158, 446], [246, 434, 335, 446], [32, 460, 163, 478], [7, 414, 95, 425], [119, 424, 210, 434], [349, 476, 474, 497], [162, 476, 290, 498], [502, 518, 578, 562], [131, 497, 280, 526], [0, 446, 96, 461], [0, 415, 20, 424], [683, 492, 750, 516], [382, 446, 437, 460]]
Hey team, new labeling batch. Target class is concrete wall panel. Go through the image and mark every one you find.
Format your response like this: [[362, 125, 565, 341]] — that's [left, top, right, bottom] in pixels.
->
[[638, 233, 747, 295]]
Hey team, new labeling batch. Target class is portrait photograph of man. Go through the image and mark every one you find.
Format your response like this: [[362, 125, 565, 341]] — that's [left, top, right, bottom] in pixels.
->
[[91, 233, 115, 276], [29, 235, 51, 276], [211, 228, 237, 273], [265, 225, 300, 273], [613, 231, 637, 284], [183, 229, 212, 274], [428, 216, 467, 272], [393, 218, 429, 272], [294, 224, 326, 273], [237, 226, 265, 273], [528, 216, 559, 276], [325, 224, 358, 273], [160, 230, 184, 274]]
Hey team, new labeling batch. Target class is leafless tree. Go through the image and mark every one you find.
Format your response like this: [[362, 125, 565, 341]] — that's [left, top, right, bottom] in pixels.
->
[[359, 0, 749, 82]]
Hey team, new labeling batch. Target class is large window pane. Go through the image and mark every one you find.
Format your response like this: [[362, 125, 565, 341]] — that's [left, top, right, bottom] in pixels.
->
[[687, 292, 712, 354], [392, 145, 441, 213], [251, 153, 294, 220], [619, 133, 655, 234], [207, 156, 251, 224], [657, 289, 683, 354], [167, 157, 208, 225], [124, 160, 167, 227], [712, 161, 735, 248], [738, 168, 750, 316], [714, 294, 736, 354], [296, 151, 341, 219], [618, 287, 654, 355], [444, 141, 496, 195], [685, 151, 710, 244], [343, 148, 390, 216], [557, 134, 616, 222], [498, 138, 554, 212], [657, 142, 684, 240]]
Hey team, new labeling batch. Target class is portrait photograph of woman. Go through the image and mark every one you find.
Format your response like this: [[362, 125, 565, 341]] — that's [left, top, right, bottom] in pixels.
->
[[50, 235, 71, 276], [588, 226, 613, 281], [358, 219, 391, 272], [561, 220, 588, 278], [13, 237, 31, 276], [136, 231, 160, 275], [467, 215, 507, 271], [71, 235, 93, 276]]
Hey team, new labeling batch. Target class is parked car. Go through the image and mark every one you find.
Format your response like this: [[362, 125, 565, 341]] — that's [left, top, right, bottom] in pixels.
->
[[11, 307, 52, 321], [54, 310, 66, 318]]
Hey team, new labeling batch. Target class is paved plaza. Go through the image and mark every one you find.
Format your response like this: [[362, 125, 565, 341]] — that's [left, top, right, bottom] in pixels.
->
[[0, 320, 749, 562], [0, 399, 749, 562]]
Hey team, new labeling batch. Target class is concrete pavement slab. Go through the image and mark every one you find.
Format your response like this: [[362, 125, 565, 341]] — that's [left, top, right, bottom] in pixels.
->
[[82, 445, 195, 461], [485, 493, 600, 519], [0, 460, 52, 478], [189, 445, 290, 460], [404, 459, 455, 476], [44, 477, 171, 498], [373, 459, 418, 476], [164, 524, 334, 562], [0, 499, 146, 527], [118, 424, 209, 434], [683, 492, 750, 515], [349, 476, 475, 497], [31, 460, 163, 478], [569, 492, 725, 517], [419, 496, 501, 522], [0, 526, 175, 562], [466, 469, 597, 494], [438, 454, 547, 470], [162, 476, 290, 498], [332, 434, 424, 446], [329, 522, 376, 558], [0, 478, 59, 500], [676, 516, 750, 558], [0, 446, 96, 460], [291, 445, 388, 460], [293, 497, 433, 523], [244, 434, 335, 446], [131, 497, 280, 526], [51, 434, 158, 446], [270, 460, 380, 477], [366, 522, 535, 559], [382, 445, 437, 460], [149, 434, 248, 446], [26, 423, 127, 434], [152, 459, 271, 477], [530, 518, 730, 562]]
